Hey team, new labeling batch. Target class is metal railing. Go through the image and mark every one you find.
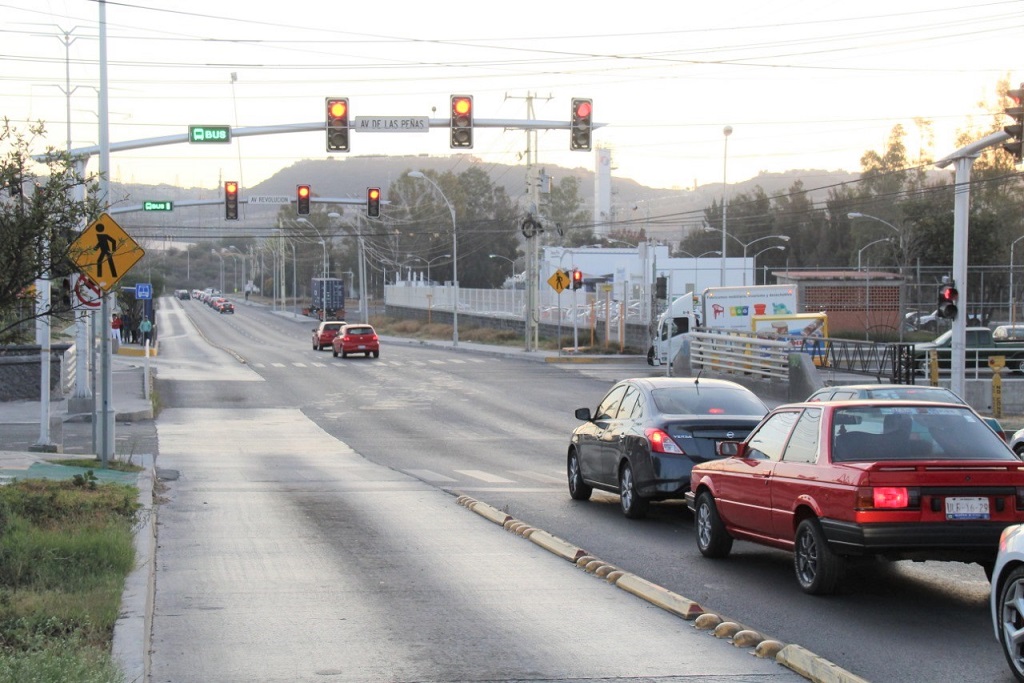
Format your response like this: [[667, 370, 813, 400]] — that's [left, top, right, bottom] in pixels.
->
[[690, 330, 792, 381]]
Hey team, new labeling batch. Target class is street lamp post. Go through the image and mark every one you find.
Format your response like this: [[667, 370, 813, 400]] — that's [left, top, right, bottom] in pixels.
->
[[408, 171, 458, 347], [704, 229, 790, 286], [298, 217, 328, 278], [752, 245, 786, 285], [720, 125, 732, 286], [211, 249, 224, 295], [1007, 236, 1024, 327], [229, 246, 247, 299], [848, 212, 904, 256], [488, 254, 515, 279], [860, 237, 892, 342]]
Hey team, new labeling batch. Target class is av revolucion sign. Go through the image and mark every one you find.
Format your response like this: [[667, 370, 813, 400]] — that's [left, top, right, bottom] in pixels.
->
[[188, 125, 231, 143]]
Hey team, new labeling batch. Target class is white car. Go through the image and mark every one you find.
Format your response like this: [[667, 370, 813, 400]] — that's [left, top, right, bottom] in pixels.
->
[[992, 524, 1024, 681]]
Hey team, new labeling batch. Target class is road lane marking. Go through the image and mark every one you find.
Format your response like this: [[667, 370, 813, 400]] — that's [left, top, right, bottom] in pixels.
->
[[456, 469, 515, 483]]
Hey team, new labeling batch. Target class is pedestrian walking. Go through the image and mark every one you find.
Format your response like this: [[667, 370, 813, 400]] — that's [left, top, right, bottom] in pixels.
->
[[111, 313, 122, 341]]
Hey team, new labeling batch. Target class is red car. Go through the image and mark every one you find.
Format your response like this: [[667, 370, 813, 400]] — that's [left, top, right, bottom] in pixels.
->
[[686, 400, 1024, 595], [312, 321, 345, 350], [332, 324, 379, 358]]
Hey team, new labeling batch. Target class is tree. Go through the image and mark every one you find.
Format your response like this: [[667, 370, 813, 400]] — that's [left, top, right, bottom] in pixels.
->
[[0, 120, 100, 342]]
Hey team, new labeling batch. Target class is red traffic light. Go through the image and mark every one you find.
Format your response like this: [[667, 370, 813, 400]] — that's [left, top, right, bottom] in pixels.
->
[[366, 187, 381, 218], [224, 181, 239, 220], [326, 97, 350, 152], [450, 95, 473, 148], [938, 284, 959, 319], [570, 97, 593, 151], [571, 268, 584, 290], [296, 184, 311, 215]]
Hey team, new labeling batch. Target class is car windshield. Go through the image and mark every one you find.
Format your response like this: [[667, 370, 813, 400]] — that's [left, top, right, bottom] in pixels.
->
[[324, 324, 342, 332], [831, 405, 1015, 462], [652, 386, 767, 416]]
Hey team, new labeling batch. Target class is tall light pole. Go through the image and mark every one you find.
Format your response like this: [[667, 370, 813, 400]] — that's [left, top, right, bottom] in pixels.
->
[[298, 217, 328, 278], [848, 213, 904, 258], [858, 238, 894, 341], [488, 254, 515, 278], [753, 245, 786, 285], [704, 228, 790, 286], [229, 246, 247, 298], [408, 171, 458, 347], [720, 125, 732, 286], [857, 238, 892, 272], [1011, 235, 1024, 326], [211, 249, 225, 295]]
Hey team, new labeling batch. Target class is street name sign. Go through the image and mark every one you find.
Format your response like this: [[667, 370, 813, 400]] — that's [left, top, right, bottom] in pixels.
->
[[188, 125, 231, 143], [70, 213, 145, 292], [354, 116, 429, 132], [248, 196, 291, 204]]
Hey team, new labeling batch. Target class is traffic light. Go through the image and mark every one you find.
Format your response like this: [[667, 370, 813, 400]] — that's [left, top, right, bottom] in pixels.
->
[[570, 98, 593, 151], [296, 184, 311, 215], [225, 181, 239, 220], [655, 276, 667, 300], [366, 187, 380, 218], [326, 97, 349, 152], [1004, 84, 1024, 163], [450, 95, 473, 148], [571, 268, 583, 290], [938, 284, 959, 319]]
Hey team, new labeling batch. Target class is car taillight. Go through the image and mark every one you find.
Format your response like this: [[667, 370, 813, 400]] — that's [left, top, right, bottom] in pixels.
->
[[645, 428, 684, 455], [856, 486, 920, 509]]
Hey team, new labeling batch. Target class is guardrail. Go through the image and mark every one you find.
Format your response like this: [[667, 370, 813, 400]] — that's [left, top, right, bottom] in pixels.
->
[[690, 330, 792, 381]]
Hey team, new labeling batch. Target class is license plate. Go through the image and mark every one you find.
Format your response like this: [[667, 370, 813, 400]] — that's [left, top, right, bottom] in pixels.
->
[[945, 496, 990, 520], [357, 344, 366, 349]]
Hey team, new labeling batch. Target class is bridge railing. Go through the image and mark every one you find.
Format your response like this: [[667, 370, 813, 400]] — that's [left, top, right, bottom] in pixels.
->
[[690, 330, 792, 381]]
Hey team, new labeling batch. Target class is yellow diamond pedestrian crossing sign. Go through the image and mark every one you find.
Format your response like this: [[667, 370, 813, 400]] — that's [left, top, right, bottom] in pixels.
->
[[548, 269, 570, 293], [70, 213, 145, 292]]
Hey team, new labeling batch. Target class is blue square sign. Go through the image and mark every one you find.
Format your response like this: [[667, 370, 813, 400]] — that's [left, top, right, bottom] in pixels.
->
[[135, 283, 152, 299]]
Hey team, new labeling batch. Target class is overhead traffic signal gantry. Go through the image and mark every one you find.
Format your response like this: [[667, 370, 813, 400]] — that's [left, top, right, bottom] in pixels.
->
[[938, 283, 959, 320], [326, 98, 350, 152], [450, 95, 473, 148], [366, 187, 380, 218], [296, 184, 311, 215], [224, 181, 239, 221], [570, 98, 593, 151], [1004, 84, 1024, 163]]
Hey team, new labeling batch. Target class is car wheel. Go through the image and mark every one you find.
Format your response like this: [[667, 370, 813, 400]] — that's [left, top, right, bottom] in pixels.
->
[[646, 346, 656, 366], [695, 491, 733, 558], [372, 351, 380, 358], [567, 449, 592, 501], [341, 351, 347, 358], [313, 340, 318, 350], [794, 518, 843, 595], [332, 347, 338, 358], [618, 461, 649, 519], [997, 565, 1024, 682]]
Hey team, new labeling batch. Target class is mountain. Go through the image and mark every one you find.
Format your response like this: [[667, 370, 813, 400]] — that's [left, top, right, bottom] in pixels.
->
[[108, 156, 862, 241]]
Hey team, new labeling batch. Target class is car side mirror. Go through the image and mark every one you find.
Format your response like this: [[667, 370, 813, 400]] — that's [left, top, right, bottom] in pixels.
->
[[574, 407, 593, 422], [717, 440, 744, 457]]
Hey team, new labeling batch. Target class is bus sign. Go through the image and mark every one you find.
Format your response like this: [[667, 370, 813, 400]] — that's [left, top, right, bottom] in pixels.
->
[[143, 201, 173, 211], [188, 125, 231, 143]]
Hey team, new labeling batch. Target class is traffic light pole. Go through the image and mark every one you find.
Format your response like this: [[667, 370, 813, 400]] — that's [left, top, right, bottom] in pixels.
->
[[935, 129, 1010, 399]]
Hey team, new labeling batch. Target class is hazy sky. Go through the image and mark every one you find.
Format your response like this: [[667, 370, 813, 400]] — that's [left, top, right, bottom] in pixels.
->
[[3, 0, 1020, 204]]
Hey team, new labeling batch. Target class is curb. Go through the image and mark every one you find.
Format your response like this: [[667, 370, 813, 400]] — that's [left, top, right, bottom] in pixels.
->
[[455, 495, 867, 683]]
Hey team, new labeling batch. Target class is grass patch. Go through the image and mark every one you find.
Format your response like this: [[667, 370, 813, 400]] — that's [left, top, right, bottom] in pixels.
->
[[0, 479, 140, 683]]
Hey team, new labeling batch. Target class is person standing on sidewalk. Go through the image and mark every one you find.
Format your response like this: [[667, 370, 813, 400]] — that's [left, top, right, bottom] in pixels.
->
[[111, 313, 122, 341], [139, 316, 153, 345]]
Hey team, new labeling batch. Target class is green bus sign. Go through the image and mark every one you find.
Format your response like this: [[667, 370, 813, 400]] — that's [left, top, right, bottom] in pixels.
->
[[188, 125, 231, 143], [143, 201, 173, 211]]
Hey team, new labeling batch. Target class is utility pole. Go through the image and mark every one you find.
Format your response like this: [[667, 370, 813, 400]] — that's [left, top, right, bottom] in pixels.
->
[[506, 92, 552, 352]]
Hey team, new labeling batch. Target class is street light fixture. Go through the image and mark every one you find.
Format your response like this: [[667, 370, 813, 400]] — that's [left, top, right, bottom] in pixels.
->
[[1011, 235, 1024, 326], [408, 171, 459, 347], [297, 217, 329, 278], [720, 125, 732, 286], [752, 245, 785, 285], [211, 249, 224, 295], [703, 228, 790, 286], [847, 212, 903, 253], [857, 238, 893, 272], [488, 253, 516, 279]]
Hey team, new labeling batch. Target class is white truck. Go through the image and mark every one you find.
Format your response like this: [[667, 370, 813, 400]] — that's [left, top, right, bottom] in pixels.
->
[[647, 284, 799, 365]]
